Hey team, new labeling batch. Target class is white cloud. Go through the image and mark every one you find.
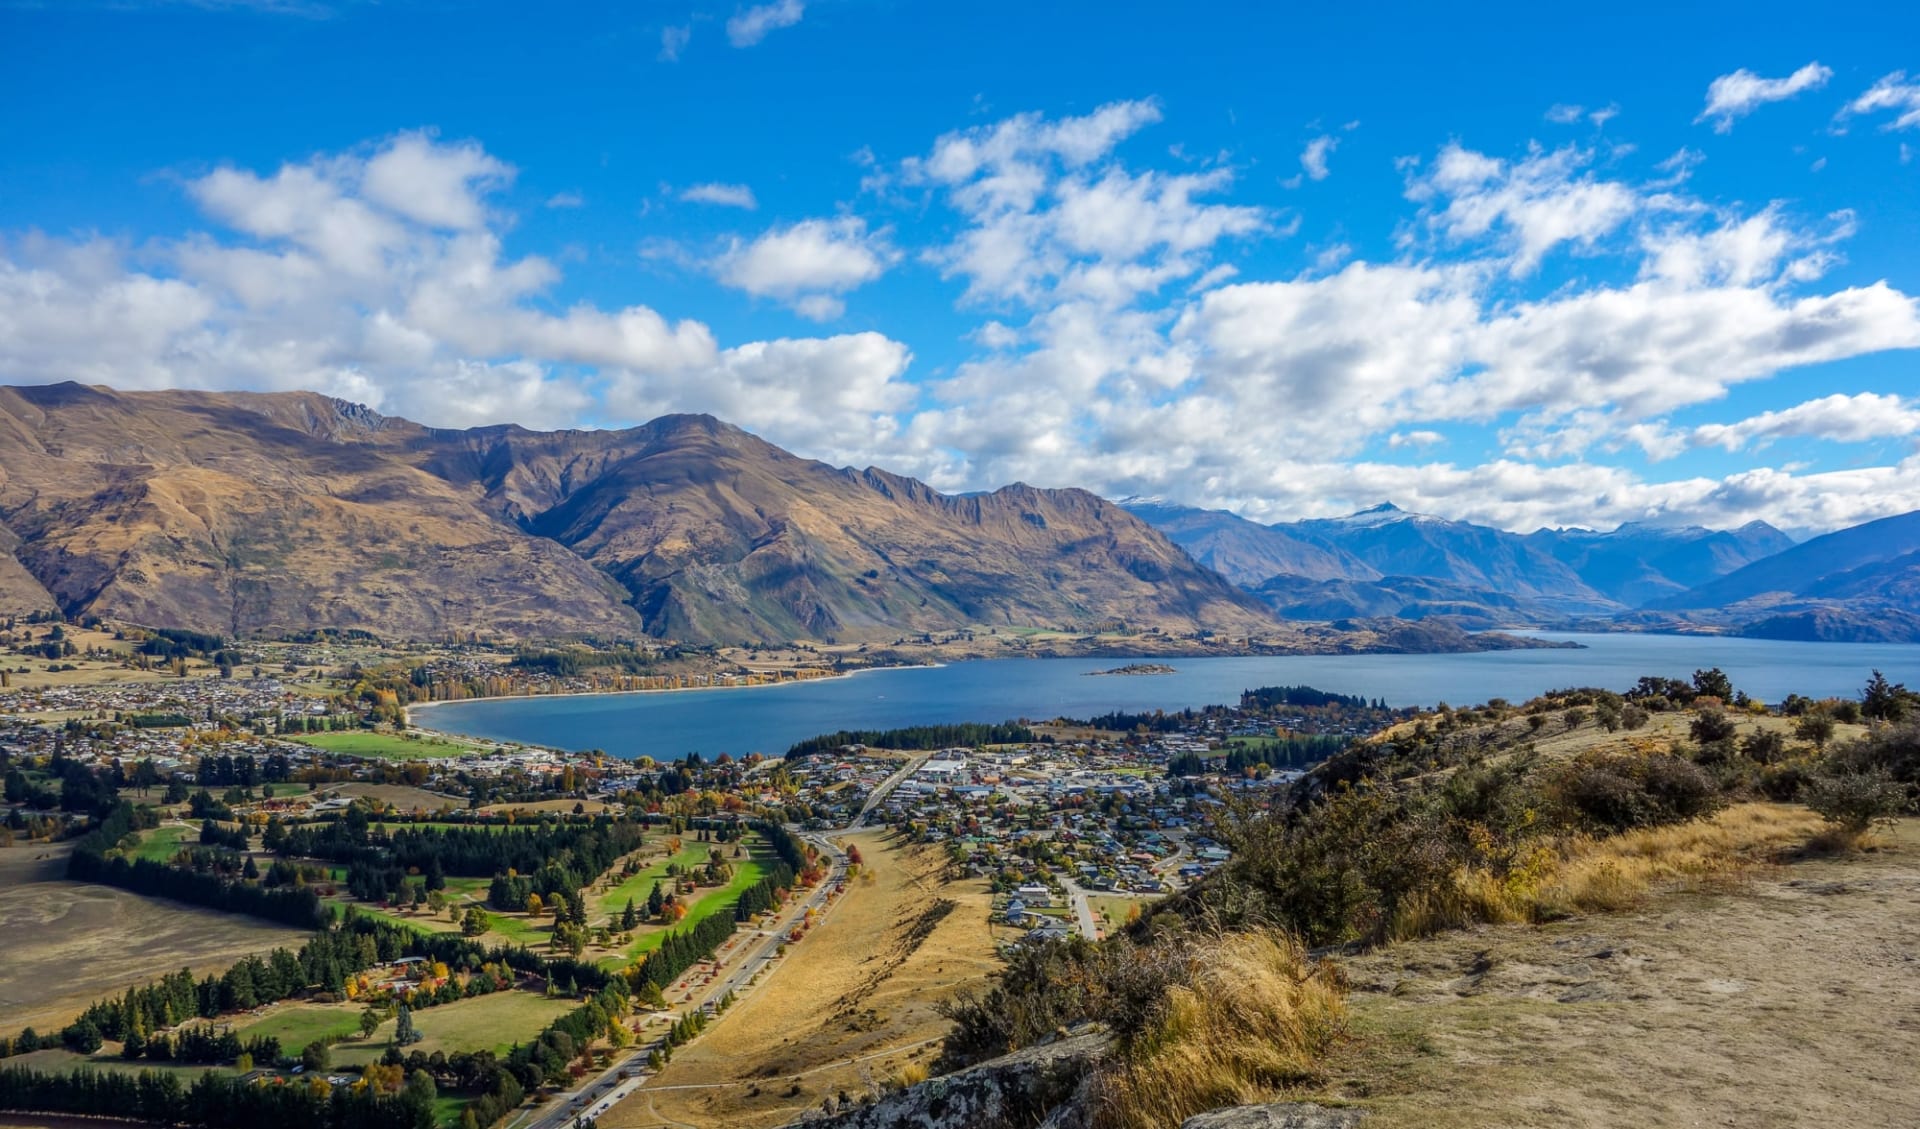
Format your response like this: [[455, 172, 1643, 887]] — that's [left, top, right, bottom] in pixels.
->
[[1546, 104, 1586, 124], [726, 0, 803, 47], [0, 133, 919, 444], [605, 332, 914, 458], [545, 191, 584, 209], [1299, 135, 1337, 180], [1692, 393, 1920, 452], [360, 132, 511, 229], [7, 108, 1920, 538], [1838, 71, 1920, 132], [659, 24, 691, 61], [679, 182, 758, 209], [1697, 61, 1832, 132], [1409, 143, 1640, 274], [712, 217, 893, 317]]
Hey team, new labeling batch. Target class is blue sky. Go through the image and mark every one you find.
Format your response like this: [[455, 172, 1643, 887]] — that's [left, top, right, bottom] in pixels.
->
[[3, 0, 1919, 534]]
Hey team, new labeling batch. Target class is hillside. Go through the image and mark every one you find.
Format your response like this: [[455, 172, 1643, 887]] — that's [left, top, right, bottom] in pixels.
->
[[1526, 520, 1794, 606], [0, 383, 1275, 644], [1651, 510, 1920, 612], [1118, 501, 1376, 586]]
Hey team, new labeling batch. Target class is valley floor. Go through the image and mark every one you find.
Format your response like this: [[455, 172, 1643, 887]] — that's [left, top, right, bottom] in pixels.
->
[[600, 829, 1003, 1129], [1317, 820, 1920, 1128]]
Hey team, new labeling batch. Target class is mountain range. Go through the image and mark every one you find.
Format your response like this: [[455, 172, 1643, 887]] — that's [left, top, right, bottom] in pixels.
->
[[0, 383, 1273, 644], [1124, 499, 1920, 641], [3, 382, 1914, 646]]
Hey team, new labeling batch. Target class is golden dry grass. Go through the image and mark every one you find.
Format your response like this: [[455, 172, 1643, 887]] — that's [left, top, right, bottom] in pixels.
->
[[1088, 930, 1347, 1129], [602, 829, 1001, 1129], [1388, 802, 1828, 941]]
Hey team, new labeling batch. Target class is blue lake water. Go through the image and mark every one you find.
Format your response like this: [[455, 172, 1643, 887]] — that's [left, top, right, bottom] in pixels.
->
[[416, 633, 1920, 760]]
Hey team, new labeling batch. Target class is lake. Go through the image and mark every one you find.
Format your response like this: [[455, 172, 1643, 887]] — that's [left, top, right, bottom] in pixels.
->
[[416, 633, 1920, 760]]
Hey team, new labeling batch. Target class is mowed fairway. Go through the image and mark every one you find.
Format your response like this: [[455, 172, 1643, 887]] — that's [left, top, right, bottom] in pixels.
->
[[601, 829, 1003, 1129], [234, 1002, 366, 1051], [328, 991, 577, 1067], [284, 731, 476, 759], [0, 844, 310, 1034]]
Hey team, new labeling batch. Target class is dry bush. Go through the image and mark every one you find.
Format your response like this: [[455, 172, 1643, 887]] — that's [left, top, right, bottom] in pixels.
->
[[1087, 930, 1345, 1129]]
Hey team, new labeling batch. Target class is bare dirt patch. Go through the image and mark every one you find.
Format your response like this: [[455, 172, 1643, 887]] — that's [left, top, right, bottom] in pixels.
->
[[0, 844, 310, 1035], [601, 828, 1003, 1129], [1317, 819, 1920, 1128]]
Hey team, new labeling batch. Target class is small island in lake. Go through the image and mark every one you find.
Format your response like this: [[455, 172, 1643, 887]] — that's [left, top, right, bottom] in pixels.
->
[[1084, 662, 1177, 676]]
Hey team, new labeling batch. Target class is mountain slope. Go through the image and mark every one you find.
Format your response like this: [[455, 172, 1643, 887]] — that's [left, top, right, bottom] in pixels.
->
[[0, 383, 1275, 644], [1277, 504, 1610, 606], [1526, 521, 1794, 606], [1651, 510, 1920, 612], [0, 384, 644, 639], [1118, 500, 1377, 586]]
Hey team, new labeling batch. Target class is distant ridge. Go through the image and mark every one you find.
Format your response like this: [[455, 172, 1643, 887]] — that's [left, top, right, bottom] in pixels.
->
[[0, 383, 1275, 644]]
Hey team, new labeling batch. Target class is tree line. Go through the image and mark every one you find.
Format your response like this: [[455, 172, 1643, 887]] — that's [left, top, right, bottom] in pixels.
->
[[1166, 734, 1348, 777], [785, 721, 1035, 760], [68, 803, 329, 928], [272, 812, 647, 881], [0, 1065, 432, 1129]]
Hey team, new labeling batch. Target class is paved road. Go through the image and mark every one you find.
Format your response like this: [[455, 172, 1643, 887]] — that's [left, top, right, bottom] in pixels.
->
[[516, 831, 851, 1129], [1060, 877, 1101, 939], [850, 751, 934, 828]]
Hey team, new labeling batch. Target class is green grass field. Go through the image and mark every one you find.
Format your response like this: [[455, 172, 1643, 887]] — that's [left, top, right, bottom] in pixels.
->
[[131, 825, 189, 862], [480, 909, 549, 947], [10, 1048, 227, 1081], [235, 1003, 366, 1051], [329, 991, 577, 1068], [595, 843, 715, 922], [1090, 894, 1149, 926], [283, 731, 476, 760], [619, 847, 772, 963]]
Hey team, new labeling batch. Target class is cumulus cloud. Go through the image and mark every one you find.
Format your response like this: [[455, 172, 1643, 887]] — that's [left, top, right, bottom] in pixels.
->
[[726, 0, 803, 47], [1697, 61, 1832, 132], [0, 133, 917, 443], [1838, 71, 1920, 132], [7, 106, 1920, 537], [679, 182, 758, 209], [1692, 393, 1920, 452], [1408, 143, 1640, 274], [712, 216, 894, 317]]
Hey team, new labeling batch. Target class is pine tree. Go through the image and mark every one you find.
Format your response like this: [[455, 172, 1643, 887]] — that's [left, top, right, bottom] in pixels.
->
[[621, 898, 639, 931], [394, 1003, 421, 1047]]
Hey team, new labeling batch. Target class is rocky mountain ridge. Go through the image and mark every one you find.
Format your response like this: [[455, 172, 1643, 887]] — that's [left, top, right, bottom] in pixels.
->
[[0, 383, 1273, 644]]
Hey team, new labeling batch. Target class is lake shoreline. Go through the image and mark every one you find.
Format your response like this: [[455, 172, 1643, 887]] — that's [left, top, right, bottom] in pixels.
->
[[408, 634, 1920, 758], [406, 661, 946, 733]]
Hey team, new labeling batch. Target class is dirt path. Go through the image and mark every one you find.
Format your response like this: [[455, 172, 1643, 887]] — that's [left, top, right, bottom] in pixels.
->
[[600, 829, 1002, 1129], [1319, 820, 1920, 1128]]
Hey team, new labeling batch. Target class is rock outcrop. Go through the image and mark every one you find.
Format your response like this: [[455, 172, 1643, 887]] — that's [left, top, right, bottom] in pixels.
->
[[789, 1032, 1106, 1129], [1180, 1103, 1367, 1129]]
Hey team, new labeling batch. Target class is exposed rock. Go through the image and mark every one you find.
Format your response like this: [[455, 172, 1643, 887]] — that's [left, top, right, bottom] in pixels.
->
[[788, 1031, 1107, 1129], [1180, 1102, 1367, 1129]]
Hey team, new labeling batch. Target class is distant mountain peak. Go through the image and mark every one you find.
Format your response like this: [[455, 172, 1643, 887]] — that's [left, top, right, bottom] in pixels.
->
[[1357, 502, 1401, 514]]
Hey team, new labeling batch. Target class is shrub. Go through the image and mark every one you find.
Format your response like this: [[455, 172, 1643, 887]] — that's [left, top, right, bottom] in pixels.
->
[[1689, 708, 1738, 748], [1801, 769, 1905, 833], [1556, 754, 1721, 833]]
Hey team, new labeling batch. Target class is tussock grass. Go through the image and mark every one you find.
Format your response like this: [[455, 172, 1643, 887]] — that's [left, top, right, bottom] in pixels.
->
[[1088, 930, 1346, 1129], [1389, 803, 1826, 939]]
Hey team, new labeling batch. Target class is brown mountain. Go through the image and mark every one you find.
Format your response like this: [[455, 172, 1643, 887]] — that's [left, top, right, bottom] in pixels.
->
[[0, 383, 1276, 643]]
